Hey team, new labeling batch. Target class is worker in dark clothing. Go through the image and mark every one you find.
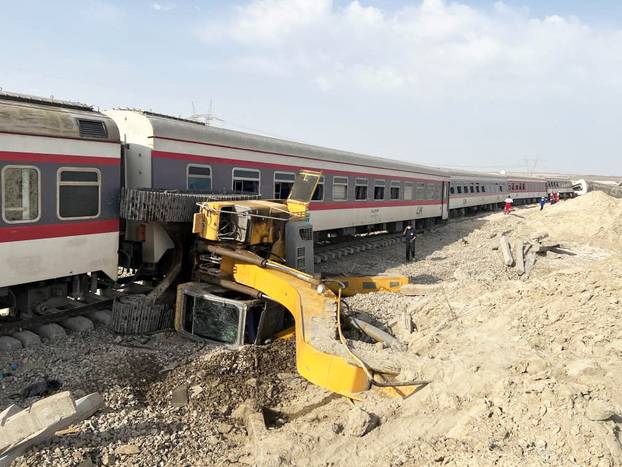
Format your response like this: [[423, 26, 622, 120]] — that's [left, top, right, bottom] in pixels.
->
[[403, 223, 417, 261], [539, 196, 546, 211]]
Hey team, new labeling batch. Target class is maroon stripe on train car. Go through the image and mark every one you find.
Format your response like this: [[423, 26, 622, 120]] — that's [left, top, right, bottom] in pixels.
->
[[0, 151, 120, 165], [151, 150, 442, 183], [0, 219, 119, 243], [311, 200, 441, 210]]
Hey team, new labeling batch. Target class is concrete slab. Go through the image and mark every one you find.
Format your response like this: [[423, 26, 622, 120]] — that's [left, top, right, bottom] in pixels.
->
[[12, 331, 41, 348], [35, 323, 67, 341], [86, 309, 112, 327], [0, 335, 22, 351], [61, 316, 94, 333]]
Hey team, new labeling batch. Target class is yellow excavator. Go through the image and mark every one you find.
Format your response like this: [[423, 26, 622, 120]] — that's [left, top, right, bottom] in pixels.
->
[[174, 171, 424, 399]]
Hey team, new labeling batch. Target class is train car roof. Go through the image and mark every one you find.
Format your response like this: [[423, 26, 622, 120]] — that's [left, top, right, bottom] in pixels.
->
[[443, 168, 508, 181], [111, 109, 448, 178], [0, 91, 120, 142]]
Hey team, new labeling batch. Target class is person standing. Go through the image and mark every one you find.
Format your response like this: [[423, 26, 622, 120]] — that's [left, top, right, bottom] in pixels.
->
[[539, 196, 546, 211], [555, 192, 560, 203], [504, 196, 513, 215], [402, 223, 417, 261]]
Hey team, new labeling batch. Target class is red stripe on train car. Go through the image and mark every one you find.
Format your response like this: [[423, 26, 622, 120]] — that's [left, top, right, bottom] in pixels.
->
[[150, 136, 447, 179], [151, 150, 442, 183], [0, 219, 119, 243], [0, 151, 121, 165], [310, 200, 441, 210]]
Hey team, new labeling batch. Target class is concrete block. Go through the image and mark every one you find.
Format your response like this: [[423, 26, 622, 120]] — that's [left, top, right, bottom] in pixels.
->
[[31, 391, 77, 426], [35, 323, 67, 341], [0, 391, 102, 465], [12, 331, 41, 348], [86, 309, 112, 327], [0, 335, 22, 351], [61, 316, 94, 333]]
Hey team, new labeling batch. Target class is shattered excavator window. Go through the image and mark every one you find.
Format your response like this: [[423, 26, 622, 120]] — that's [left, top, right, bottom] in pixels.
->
[[185, 296, 241, 344]]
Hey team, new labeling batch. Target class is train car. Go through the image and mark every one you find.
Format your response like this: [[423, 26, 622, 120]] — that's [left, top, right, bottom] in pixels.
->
[[506, 176, 547, 204], [0, 92, 120, 316], [106, 109, 450, 242], [447, 170, 507, 216], [546, 178, 575, 199]]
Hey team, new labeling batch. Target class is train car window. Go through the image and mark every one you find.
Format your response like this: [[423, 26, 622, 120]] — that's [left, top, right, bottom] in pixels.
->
[[311, 176, 324, 201], [2, 166, 40, 223], [355, 178, 368, 200], [57, 168, 100, 219], [416, 183, 425, 200], [475, 185, 480, 193], [187, 165, 212, 191], [481, 185, 486, 193], [456, 186, 462, 194], [273, 172, 296, 199], [232, 168, 260, 194], [390, 182, 400, 200], [404, 183, 413, 200], [462, 185, 468, 193], [469, 185, 474, 193], [333, 176, 348, 201], [426, 183, 435, 200], [374, 180, 385, 200]]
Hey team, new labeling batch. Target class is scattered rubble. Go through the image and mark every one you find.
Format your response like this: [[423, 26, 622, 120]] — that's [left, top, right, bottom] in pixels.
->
[[1, 192, 621, 466]]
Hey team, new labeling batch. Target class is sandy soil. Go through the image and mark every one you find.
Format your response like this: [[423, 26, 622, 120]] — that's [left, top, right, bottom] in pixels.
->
[[2, 191, 621, 466]]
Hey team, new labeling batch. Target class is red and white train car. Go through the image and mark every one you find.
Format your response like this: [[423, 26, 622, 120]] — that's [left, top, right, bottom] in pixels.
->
[[0, 93, 120, 312], [507, 176, 547, 204], [447, 170, 507, 215], [106, 110, 450, 239]]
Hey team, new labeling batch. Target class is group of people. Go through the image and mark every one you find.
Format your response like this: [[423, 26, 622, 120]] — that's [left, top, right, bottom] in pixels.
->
[[539, 192, 560, 210], [404, 191, 563, 260]]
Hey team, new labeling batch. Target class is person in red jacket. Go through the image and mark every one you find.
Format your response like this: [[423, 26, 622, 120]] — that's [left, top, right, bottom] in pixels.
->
[[503, 196, 513, 215]]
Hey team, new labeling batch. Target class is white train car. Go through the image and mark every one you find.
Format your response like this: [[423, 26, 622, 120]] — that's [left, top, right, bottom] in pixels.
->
[[106, 110, 450, 239], [0, 93, 121, 315], [447, 170, 507, 215], [507, 176, 547, 204]]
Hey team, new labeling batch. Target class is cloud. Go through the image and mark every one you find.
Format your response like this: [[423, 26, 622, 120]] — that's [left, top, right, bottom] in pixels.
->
[[151, 2, 176, 12], [195, 0, 622, 100]]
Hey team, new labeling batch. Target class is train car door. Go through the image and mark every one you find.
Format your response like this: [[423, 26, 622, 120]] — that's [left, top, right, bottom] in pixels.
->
[[441, 182, 449, 220]]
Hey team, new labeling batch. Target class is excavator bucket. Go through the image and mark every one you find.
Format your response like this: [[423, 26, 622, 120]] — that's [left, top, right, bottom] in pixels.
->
[[286, 170, 321, 215]]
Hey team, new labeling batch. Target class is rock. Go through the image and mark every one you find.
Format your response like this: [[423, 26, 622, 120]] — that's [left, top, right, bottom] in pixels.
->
[[345, 407, 379, 437], [0, 335, 22, 350], [189, 385, 203, 398], [101, 452, 115, 465], [171, 384, 189, 407], [115, 444, 140, 456], [586, 399, 615, 421], [61, 316, 94, 333], [12, 330, 41, 347], [77, 458, 95, 467], [526, 358, 547, 374], [217, 422, 233, 434], [35, 323, 67, 341]]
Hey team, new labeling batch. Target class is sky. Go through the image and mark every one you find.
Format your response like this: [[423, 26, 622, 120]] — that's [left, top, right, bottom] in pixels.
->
[[1, 0, 621, 175]]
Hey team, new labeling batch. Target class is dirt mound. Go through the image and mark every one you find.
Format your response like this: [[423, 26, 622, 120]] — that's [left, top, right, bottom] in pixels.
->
[[522, 191, 622, 250]]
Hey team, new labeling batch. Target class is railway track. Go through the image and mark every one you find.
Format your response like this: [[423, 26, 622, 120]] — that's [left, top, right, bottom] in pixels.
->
[[0, 298, 115, 349], [314, 233, 403, 264]]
